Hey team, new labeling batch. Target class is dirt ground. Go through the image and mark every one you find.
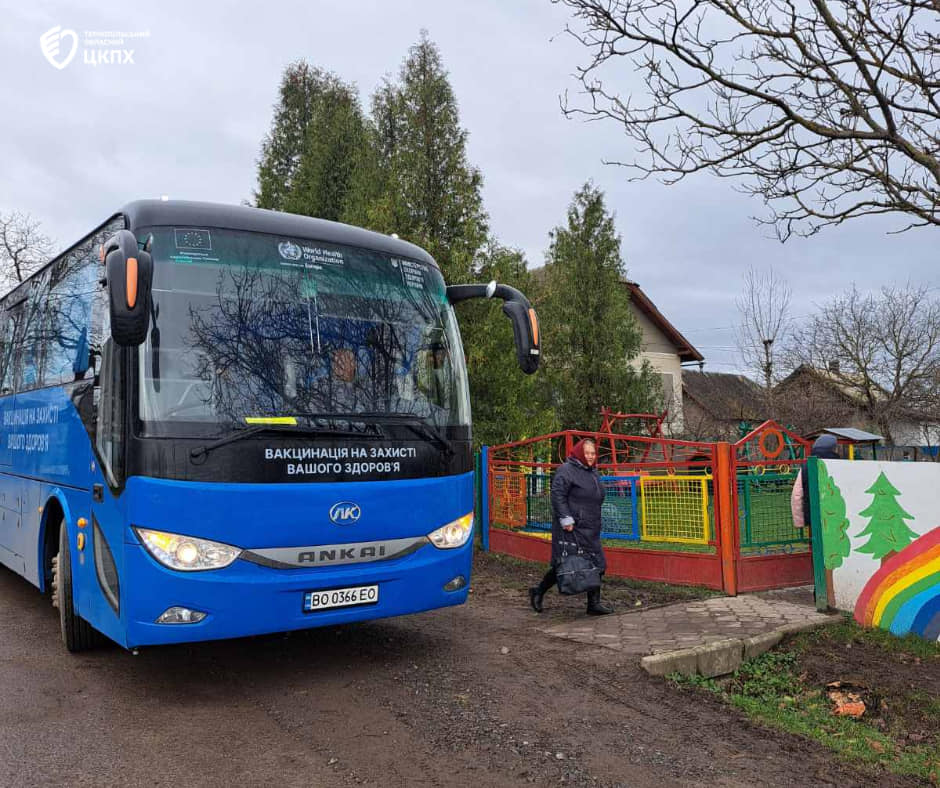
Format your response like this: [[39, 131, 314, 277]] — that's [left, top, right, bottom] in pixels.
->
[[797, 626, 940, 752], [0, 550, 924, 787]]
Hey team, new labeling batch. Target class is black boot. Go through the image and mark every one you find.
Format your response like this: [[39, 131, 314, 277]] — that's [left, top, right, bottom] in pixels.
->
[[528, 587, 544, 613], [586, 587, 613, 616]]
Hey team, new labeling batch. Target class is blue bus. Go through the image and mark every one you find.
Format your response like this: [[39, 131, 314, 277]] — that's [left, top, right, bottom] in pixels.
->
[[0, 200, 539, 651]]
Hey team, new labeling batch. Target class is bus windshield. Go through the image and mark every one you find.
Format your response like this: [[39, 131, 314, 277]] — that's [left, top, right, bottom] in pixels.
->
[[137, 227, 470, 435]]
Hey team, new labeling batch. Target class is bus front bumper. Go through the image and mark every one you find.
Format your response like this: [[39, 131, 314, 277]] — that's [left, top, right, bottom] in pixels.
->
[[122, 538, 472, 648]]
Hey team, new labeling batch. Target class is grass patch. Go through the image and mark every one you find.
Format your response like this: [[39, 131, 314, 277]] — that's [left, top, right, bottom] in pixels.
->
[[669, 619, 940, 784], [794, 617, 940, 661]]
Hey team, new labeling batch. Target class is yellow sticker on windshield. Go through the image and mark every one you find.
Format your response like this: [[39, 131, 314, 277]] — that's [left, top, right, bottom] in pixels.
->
[[244, 416, 298, 425]]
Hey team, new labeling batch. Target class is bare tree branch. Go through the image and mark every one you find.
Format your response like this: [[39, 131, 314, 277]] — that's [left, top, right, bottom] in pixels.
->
[[0, 211, 54, 293], [735, 266, 792, 390], [786, 283, 940, 441], [557, 0, 940, 238]]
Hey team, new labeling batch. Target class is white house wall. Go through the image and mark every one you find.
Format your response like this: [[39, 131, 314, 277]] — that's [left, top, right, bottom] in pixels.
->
[[628, 304, 685, 431]]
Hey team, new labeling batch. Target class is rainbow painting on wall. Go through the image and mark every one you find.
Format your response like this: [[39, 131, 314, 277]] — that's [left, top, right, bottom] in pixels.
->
[[854, 530, 940, 641], [814, 460, 939, 643]]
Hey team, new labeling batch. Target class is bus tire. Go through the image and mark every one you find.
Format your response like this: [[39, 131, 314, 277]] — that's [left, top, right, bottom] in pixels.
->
[[53, 525, 99, 652]]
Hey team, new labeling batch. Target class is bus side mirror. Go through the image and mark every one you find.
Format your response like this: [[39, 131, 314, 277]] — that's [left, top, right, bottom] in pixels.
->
[[103, 230, 152, 347], [447, 281, 541, 374]]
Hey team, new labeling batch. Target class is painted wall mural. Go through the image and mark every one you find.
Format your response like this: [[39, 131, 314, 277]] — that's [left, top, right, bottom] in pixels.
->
[[814, 460, 939, 642]]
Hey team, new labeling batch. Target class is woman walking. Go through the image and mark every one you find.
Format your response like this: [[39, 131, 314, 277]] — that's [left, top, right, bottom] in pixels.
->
[[528, 438, 613, 615]]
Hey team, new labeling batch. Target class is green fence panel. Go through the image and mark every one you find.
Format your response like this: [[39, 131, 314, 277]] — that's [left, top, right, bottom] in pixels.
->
[[737, 471, 810, 550]]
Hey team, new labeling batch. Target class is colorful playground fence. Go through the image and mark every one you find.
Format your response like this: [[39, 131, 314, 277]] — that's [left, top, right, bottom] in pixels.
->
[[639, 475, 711, 545], [737, 470, 809, 551], [512, 472, 713, 545], [482, 420, 814, 594], [525, 474, 643, 540]]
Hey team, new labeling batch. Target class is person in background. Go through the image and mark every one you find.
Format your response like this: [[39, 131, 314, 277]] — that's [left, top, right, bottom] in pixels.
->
[[791, 434, 840, 530], [529, 437, 613, 615], [416, 342, 452, 410]]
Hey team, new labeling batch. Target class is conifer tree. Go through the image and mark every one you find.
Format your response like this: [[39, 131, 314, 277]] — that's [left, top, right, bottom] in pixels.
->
[[460, 242, 554, 447], [856, 471, 918, 565], [341, 81, 399, 235], [255, 63, 366, 221], [344, 32, 487, 283], [540, 183, 659, 430]]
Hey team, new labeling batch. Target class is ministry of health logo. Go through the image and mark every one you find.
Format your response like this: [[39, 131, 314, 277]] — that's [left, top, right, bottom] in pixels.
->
[[40, 26, 78, 70]]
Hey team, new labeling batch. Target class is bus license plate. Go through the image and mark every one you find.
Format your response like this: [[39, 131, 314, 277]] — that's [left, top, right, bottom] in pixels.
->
[[303, 585, 379, 612]]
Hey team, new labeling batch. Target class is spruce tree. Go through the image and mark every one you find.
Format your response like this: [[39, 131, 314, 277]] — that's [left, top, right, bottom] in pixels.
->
[[540, 183, 659, 430], [856, 471, 918, 564]]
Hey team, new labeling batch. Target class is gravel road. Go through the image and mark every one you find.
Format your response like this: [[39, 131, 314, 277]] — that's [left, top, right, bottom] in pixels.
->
[[0, 552, 910, 787]]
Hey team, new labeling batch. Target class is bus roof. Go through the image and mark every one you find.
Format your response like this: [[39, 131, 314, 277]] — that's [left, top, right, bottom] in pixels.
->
[[122, 199, 439, 269]]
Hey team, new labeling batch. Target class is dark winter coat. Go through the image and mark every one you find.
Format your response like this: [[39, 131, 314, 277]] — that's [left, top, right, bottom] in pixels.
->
[[550, 456, 606, 570]]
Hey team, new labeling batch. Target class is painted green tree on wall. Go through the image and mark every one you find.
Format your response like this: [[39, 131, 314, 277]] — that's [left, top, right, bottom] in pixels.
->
[[817, 462, 852, 608], [856, 471, 918, 565]]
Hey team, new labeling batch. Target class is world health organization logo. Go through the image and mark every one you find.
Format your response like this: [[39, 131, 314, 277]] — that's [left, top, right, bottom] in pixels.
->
[[278, 241, 302, 261]]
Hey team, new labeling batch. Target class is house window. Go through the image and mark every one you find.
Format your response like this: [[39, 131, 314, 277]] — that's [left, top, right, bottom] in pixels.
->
[[660, 372, 675, 407]]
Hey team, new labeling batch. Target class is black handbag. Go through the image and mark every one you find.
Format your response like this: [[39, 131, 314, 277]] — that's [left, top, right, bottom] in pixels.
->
[[555, 533, 602, 595]]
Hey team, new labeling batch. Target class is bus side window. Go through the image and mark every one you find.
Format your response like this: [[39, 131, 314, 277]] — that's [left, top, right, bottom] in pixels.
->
[[0, 311, 15, 395], [3, 305, 25, 395], [45, 252, 96, 384], [96, 338, 125, 487]]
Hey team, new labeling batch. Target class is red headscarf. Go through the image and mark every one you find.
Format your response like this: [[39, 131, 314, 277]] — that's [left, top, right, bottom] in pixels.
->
[[569, 439, 596, 467]]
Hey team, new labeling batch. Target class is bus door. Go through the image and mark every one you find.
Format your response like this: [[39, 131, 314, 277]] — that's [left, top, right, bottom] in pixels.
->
[[78, 338, 126, 640]]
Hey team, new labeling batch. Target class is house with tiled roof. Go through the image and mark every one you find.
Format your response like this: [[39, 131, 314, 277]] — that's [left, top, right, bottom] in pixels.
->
[[681, 370, 766, 441], [774, 364, 938, 447]]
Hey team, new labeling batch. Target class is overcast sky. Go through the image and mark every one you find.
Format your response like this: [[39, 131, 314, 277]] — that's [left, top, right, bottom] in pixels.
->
[[3, 1, 937, 375]]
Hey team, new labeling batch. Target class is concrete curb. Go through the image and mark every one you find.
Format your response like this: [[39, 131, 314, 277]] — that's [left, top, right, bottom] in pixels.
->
[[640, 617, 839, 678]]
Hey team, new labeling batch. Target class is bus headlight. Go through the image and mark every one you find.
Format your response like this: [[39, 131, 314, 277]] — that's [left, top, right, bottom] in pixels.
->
[[135, 527, 241, 571], [427, 513, 473, 549]]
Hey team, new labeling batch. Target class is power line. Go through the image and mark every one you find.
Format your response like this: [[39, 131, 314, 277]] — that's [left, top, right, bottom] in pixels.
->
[[682, 313, 814, 333]]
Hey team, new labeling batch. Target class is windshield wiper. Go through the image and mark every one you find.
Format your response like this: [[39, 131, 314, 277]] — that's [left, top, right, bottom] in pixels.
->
[[190, 421, 382, 460], [350, 412, 455, 457]]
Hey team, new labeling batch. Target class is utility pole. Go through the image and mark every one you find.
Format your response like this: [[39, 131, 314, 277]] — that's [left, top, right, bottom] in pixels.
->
[[762, 337, 774, 416]]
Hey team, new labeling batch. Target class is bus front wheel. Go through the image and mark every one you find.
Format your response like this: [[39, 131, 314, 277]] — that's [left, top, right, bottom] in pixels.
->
[[52, 526, 99, 652]]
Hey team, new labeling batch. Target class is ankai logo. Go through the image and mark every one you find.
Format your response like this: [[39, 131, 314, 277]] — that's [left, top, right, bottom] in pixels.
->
[[40, 26, 78, 70], [329, 502, 361, 524]]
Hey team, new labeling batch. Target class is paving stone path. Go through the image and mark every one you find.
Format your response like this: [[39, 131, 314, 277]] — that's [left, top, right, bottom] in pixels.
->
[[542, 591, 838, 656]]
